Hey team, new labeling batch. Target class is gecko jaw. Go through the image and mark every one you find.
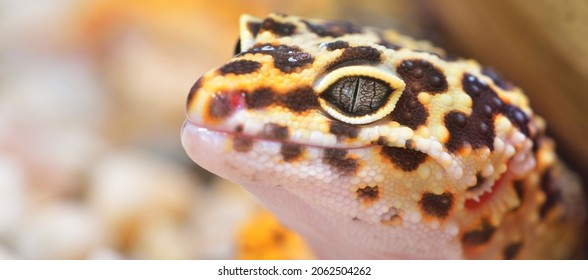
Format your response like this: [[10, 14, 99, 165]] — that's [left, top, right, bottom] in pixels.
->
[[182, 119, 375, 151]]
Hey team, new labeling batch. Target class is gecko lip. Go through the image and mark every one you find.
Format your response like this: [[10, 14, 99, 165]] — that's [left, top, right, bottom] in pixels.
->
[[181, 119, 375, 151]]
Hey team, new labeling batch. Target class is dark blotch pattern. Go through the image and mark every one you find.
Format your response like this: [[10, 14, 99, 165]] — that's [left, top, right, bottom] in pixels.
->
[[539, 168, 561, 219], [246, 88, 275, 109], [219, 60, 262, 75], [503, 104, 530, 137], [325, 40, 349, 50], [391, 59, 447, 129], [326, 46, 382, 71], [461, 219, 496, 245], [356, 185, 379, 204], [397, 59, 448, 94], [247, 22, 261, 37], [323, 149, 359, 175], [503, 241, 523, 260], [419, 192, 454, 218], [242, 86, 318, 112], [380, 146, 428, 172], [330, 120, 360, 139], [303, 20, 362, 37], [280, 143, 303, 162], [445, 74, 504, 152], [279, 86, 319, 112], [260, 123, 289, 140], [238, 44, 314, 73], [390, 88, 428, 129], [259, 18, 296, 36], [482, 67, 514, 90]]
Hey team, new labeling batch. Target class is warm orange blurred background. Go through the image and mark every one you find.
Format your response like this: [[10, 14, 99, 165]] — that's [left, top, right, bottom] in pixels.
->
[[0, 0, 586, 259]]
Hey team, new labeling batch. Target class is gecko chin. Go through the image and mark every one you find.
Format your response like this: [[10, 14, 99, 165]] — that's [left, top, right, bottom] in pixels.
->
[[182, 120, 463, 259]]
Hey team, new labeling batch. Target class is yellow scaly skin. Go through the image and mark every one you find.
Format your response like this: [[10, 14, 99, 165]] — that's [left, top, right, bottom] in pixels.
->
[[182, 13, 585, 259]]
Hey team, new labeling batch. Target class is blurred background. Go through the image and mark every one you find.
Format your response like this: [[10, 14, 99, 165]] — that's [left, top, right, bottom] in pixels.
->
[[0, 0, 586, 259]]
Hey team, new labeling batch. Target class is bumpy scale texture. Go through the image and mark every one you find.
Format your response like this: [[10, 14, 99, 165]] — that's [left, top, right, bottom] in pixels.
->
[[182, 13, 586, 259]]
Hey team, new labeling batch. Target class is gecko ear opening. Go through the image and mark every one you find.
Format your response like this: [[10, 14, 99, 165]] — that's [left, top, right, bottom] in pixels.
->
[[239, 14, 262, 53]]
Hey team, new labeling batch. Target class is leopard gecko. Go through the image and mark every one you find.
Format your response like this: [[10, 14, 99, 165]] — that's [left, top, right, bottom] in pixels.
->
[[181, 13, 586, 259]]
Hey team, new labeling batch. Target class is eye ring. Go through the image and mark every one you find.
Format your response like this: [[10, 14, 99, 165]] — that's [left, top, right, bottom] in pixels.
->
[[315, 65, 405, 124]]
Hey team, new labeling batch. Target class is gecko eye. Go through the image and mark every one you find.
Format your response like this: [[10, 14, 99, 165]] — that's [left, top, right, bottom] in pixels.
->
[[316, 66, 406, 124], [322, 76, 392, 116]]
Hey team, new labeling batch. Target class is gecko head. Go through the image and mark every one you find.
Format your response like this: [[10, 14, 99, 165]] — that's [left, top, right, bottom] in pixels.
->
[[184, 13, 410, 146], [182, 14, 536, 259]]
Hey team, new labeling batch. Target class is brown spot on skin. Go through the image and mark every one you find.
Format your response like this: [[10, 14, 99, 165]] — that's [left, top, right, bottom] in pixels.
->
[[445, 74, 503, 152], [303, 20, 362, 37], [461, 219, 496, 245], [209, 94, 233, 119], [323, 148, 359, 175], [503, 241, 523, 260], [246, 88, 275, 109], [260, 123, 289, 140], [187, 77, 203, 109], [482, 67, 514, 90], [356, 185, 379, 204], [539, 168, 561, 219], [419, 192, 454, 218], [390, 89, 428, 129], [280, 143, 303, 162], [380, 146, 428, 172], [330, 120, 359, 140], [397, 59, 448, 94], [325, 40, 349, 50], [238, 44, 314, 73], [233, 136, 253, 152], [219, 60, 262, 75], [279, 86, 319, 112], [259, 18, 296, 36], [247, 22, 261, 37], [326, 46, 382, 71]]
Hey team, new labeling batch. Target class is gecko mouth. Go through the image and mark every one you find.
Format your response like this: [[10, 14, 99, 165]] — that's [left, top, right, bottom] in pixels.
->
[[182, 119, 376, 151]]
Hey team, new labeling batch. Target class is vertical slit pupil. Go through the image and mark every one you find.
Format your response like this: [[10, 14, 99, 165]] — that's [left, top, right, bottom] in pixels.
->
[[322, 76, 393, 117]]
